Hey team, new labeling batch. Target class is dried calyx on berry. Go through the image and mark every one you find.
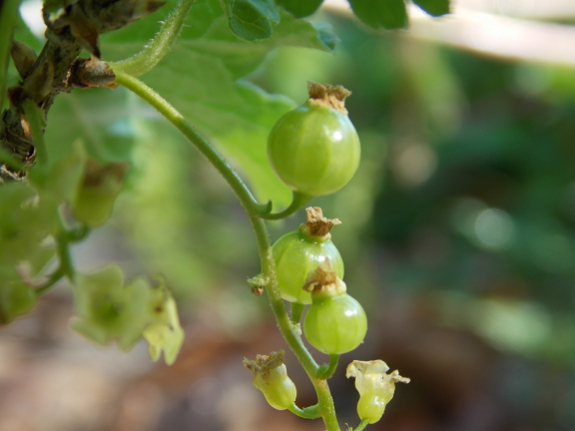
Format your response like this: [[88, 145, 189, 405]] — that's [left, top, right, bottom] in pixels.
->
[[272, 207, 344, 305], [267, 82, 361, 197], [244, 350, 297, 410], [302, 260, 367, 354]]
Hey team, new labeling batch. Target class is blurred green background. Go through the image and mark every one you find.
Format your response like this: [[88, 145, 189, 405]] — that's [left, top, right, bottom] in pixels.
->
[[2, 1, 575, 430]]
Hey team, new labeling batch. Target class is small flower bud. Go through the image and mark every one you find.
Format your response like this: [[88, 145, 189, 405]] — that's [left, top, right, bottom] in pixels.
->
[[10, 40, 38, 79], [72, 159, 129, 227], [243, 350, 297, 410], [346, 360, 410, 424]]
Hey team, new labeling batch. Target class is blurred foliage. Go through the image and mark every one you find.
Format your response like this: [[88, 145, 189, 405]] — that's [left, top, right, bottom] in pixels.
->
[[252, 11, 575, 373], [315, 17, 575, 367], [4, 0, 575, 429]]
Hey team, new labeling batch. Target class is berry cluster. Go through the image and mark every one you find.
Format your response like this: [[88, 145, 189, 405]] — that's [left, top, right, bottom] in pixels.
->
[[245, 83, 409, 429]]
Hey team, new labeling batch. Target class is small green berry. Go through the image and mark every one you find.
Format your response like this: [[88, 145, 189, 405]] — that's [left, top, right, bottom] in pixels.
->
[[244, 350, 297, 410], [268, 82, 360, 197]]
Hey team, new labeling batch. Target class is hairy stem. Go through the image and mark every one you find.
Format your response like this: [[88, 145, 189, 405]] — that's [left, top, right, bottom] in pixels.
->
[[243, 199, 342, 431], [115, 71, 342, 431], [288, 403, 321, 419], [352, 419, 371, 431], [113, 71, 264, 214], [110, 0, 194, 77], [317, 354, 340, 380], [290, 302, 305, 324]]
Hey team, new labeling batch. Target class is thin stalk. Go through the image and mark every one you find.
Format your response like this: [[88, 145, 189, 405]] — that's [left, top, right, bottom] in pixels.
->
[[259, 191, 312, 220], [110, 0, 194, 77], [317, 354, 340, 380], [35, 266, 65, 296], [113, 71, 265, 215], [57, 225, 78, 281], [248, 213, 340, 431], [290, 302, 305, 324], [36, 221, 90, 295], [288, 403, 321, 419], [116, 71, 342, 431], [352, 419, 370, 431]]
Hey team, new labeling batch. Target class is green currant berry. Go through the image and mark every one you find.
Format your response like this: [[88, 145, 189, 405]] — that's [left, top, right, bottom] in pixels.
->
[[244, 350, 297, 410], [304, 293, 367, 354], [302, 263, 367, 354], [267, 82, 360, 197], [273, 207, 343, 304]]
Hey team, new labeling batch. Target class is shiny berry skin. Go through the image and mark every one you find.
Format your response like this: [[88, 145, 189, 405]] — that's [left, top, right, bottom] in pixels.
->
[[273, 225, 344, 304], [267, 83, 360, 197], [304, 291, 367, 354], [252, 363, 297, 410]]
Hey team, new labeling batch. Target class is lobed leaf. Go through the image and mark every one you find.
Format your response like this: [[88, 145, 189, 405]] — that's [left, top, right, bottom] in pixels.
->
[[223, 0, 280, 41]]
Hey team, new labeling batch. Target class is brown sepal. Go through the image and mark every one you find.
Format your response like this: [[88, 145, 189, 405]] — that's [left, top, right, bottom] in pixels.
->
[[304, 206, 341, 237]]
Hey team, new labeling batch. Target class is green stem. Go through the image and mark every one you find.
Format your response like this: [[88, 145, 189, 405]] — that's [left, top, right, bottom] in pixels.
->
[[57, 231, 76, 281], [113, 71, 264, 215], [352, 419, 370, 431], [290, 302, 305, 324], [35, 266, 65, 296], [259, 191, 312, 220], [0, 0, 21, 109], [36, 222, 90, 295], [21, 99, 47, 166], [249, 215, 341, 431], [115, 71, 342, 431], [317, 354, 340, 380], [288, 403, 321, 419], [110, 0, 194, 77]]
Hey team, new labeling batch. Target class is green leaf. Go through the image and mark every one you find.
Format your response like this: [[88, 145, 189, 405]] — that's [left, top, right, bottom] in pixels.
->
[[225, 0, 280, 41], [0, 182, 58, 266], [29, 140, 87, 203], [44, 87, 138, 164], [348, 0, 408, 30], [412, 0, 450, 16], [0, 269, 37, 324], [276, 0, 324, 18], [312, 22, 339, 53], [100, 0, 336, 204]]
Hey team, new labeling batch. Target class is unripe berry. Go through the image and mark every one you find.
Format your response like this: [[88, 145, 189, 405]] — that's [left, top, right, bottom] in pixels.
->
[[268, 82, 360, 197]]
